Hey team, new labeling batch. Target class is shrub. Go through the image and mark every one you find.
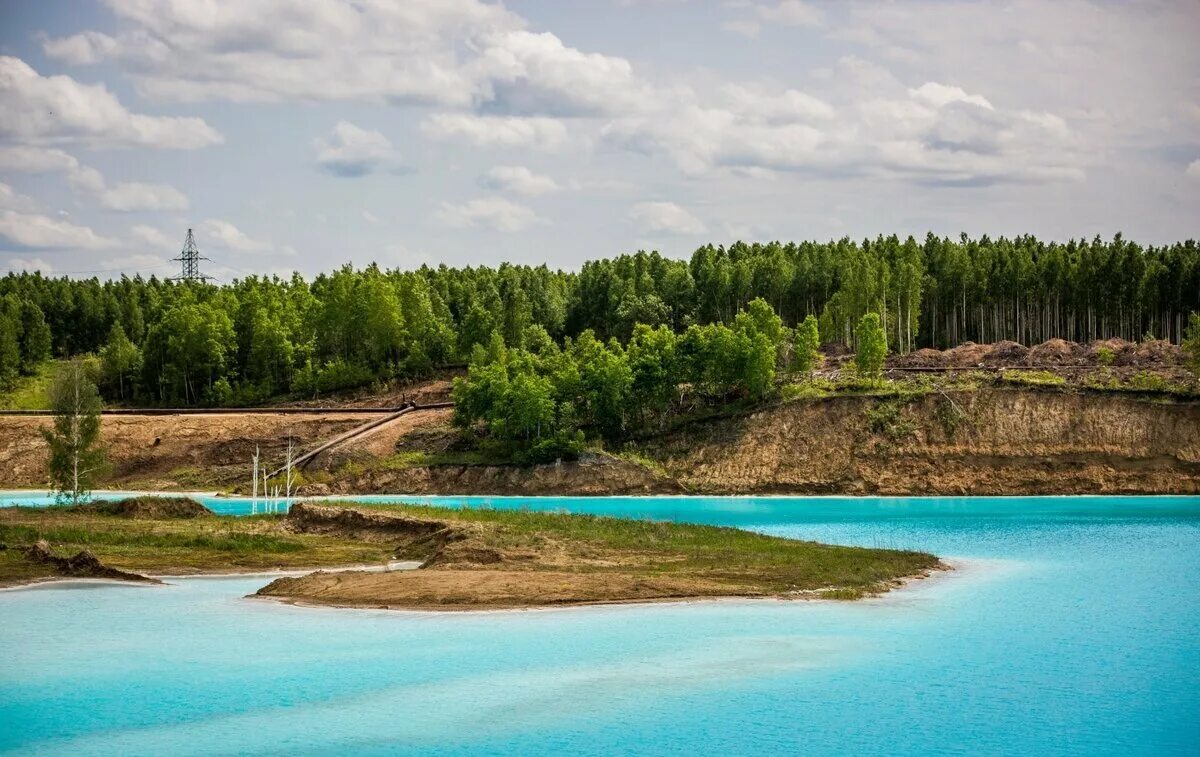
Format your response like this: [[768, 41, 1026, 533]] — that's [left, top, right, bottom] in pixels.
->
[[865, 399, 917, 441]]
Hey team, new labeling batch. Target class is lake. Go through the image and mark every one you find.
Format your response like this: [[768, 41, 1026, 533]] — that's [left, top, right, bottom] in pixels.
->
[[1, 493, 1198, 755]]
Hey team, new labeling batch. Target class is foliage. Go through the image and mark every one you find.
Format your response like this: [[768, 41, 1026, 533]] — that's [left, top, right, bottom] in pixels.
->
[[1126, 371, 1171, 393], [1096, 346, 1115, 366], [1000, 369, 1067, 387], [854, 312, 888, 379], [41, 359, 106, 505], [792, 314, 821, 374], [1, 234, 1198, 406], [1183, 312, 1200, 376], [0, 360, 57, 410], [864, 399, 918, 441], [99, 324, 141, 401], [456, 299, 792, 456]]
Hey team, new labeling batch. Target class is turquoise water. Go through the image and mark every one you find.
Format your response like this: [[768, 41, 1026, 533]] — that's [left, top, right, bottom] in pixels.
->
[[2, 493, 1199, 755]]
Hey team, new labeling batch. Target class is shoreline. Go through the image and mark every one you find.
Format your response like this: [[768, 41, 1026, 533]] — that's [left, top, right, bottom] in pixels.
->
[[4, 488, 1200, 501], [3, 559, 967, 615], [0, 560, 423, 591], [247, 561, 952, 614]]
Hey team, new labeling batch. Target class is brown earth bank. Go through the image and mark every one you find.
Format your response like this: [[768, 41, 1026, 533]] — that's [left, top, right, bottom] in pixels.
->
[[1, 391, 1197, 496], [15, 540, 161, 584], [639, 389, 1200, 495], [255, 503, 942, 609]]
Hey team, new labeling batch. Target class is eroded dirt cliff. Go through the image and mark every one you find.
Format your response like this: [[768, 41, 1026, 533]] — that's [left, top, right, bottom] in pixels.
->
[[1, 388, 1196, 495], [640, 389, 1200, 495]]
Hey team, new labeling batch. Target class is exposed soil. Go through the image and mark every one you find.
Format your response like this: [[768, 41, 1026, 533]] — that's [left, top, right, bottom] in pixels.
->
[[253, 503, 942, 610], [320, 451, 681, 497], [640, 388, 1200, 495], [70, 496, 213, 519], [889, 337, 1185, 379], [1, 353, 1196, 496], [19, 540, 160, 584], [278, 374, 458, 409], [0, 412, 378, 489], [256, 568, 749, 610]]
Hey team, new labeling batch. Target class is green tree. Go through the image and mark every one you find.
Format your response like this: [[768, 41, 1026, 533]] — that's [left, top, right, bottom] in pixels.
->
[[792, 314, 821, 374], [41, 359, 105, 504], [855, 312, 888, 379], [99, 324, 141, 401], [245, 311, 294, 393], [627, 324, 679, 426], [18, 301, 52, 371], [0, 313, 19, 390], [1182, 312, 1200, 376]]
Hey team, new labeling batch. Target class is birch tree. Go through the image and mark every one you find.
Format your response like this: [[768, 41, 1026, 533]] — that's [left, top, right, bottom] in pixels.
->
[[41, 359, 105, 505]]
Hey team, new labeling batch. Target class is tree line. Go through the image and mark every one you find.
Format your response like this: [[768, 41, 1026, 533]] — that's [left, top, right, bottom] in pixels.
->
[[1, 233, 1197, 404], [453, 298, 894, 461]]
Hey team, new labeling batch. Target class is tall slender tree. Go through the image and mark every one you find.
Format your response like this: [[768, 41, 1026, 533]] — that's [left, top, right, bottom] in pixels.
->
[[41, 359, 105, 504]]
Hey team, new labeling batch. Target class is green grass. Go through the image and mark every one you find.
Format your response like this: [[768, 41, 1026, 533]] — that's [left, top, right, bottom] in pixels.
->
[[0, 361, 57, 410], [0, 506, 392, 582], [346, 502, 940, 595], [999, 369, 1067, 388], [0, 500, 941, 599]]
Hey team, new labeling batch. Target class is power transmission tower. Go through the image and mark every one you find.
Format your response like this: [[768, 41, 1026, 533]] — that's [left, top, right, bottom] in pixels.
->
[[169, 228, 213, 282]]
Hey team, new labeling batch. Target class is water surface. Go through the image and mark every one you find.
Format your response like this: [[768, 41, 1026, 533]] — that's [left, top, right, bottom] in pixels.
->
[[1, 494, 1198, 755]]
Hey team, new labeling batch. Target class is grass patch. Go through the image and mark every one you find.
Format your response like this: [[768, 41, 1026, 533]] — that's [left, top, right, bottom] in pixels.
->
[[998, 369, 1067, 388], [338, 501, 939, 597], [0, 506, 392, 583], [0, 361, 57, 410], [0, 501, 941, 604]]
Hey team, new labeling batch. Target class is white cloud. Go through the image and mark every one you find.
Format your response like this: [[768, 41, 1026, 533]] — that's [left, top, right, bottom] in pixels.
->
[[724, 1, 823, 37], [197, 219, 271, 252], [629, 201, 706, 235], [314, 121, 398, 177], [0, 182, 39, 213], [0, 56, 222, 149], [480, 165, 561, 196], [421, 114, 569, 149], [130, 224, 175, 249], [362, 210, 382, 225], [469, 30, 656, 117], [1188, 159, 1200, 179], [759, 0, 823, 27], [41, 2, 654, 122], [96, 182, 189, 212], [435, 197, 546, 232], [0, 145, 190, 211], [604, 72, 1085, 185], [0, 209, 117, 249], [5, 257, 55, 274], [99, 253, 168, 271], [721, 84, 835, 123], [909, 82, 994, 110]]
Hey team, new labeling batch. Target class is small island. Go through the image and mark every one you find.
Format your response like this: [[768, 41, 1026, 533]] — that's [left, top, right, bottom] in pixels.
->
[[0, 498, 942, 609]]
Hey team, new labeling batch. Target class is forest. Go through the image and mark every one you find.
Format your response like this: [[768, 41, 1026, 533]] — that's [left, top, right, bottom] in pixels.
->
[[1, 233, 1198, 412]]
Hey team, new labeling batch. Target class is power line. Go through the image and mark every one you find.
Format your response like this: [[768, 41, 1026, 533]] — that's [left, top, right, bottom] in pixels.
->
[[168, 228, 214, 282]]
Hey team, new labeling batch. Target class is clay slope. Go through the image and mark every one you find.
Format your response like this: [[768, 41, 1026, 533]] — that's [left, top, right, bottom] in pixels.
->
[[641, 389, 1200, 495]]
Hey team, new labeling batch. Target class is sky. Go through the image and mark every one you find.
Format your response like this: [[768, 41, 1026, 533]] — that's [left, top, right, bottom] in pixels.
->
[[0, 0, 1197, 281]]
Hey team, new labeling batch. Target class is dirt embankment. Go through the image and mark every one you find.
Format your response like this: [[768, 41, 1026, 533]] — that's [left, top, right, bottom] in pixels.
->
[[2, 388, 1197, 496], [70, 496, 213, 519], [16, 540, 161, 584], [322, 451, 681, 497], [0, 412, 376, 489], [640, 389, 1200, 495], [888, 338, 1189, 382]]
